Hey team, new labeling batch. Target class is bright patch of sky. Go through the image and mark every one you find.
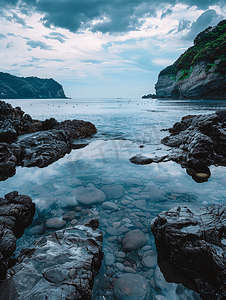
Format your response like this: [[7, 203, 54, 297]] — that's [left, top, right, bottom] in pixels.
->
[[0, 1, 225, 98]]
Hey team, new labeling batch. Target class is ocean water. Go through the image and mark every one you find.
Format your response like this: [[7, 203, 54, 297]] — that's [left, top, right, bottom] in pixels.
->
[[2, 97, 226, 299]]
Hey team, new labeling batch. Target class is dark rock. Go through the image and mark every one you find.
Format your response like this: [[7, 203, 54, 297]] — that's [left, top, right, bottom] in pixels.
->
[[0, 100, 40, 143], [17, 129, 73, 168], [0, 222, 103, 300], [0, 191, 35, 280], [151, 205, 226, 299], [130, 110, 226, 182], [42, 117, 59, 130], [0, 100, 97, 177], [0, 72, 67, 99], [0, 143, 18, 181]]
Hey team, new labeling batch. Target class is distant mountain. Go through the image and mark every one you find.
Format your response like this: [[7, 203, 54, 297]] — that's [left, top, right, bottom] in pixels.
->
[[0, 72, 67, 99], [155, 19, 226, 99]]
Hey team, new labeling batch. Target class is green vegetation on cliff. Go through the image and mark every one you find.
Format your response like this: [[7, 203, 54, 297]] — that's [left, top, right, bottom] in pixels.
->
[[160, 19, 226, 80], [0, 72, 67, 99]]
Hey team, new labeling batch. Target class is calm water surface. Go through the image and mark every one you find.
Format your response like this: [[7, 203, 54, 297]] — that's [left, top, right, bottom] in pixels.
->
[[2, 98, 226, 299]]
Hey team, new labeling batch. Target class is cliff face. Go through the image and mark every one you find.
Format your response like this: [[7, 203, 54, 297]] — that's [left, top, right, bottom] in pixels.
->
[[0, 72, 67, 99], [155, 19, 226, 99]]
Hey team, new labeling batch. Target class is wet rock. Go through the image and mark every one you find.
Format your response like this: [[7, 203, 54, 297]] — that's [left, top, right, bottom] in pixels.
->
[[17, 129, 73, 168], [25, 225, 46, 236], [45, 217, 66, 229], [122, 229, 148, 252], [113, 274, 151, 300], [73, 187, 106, 205], [0, 100, 97, 173], [151, 205, 226, 299], [62, 211, 76, 221], [0, 142, 18, 181], [142, 250, 157, 269], [105, 253, 115, 266], [101, 184, 124, 199], [0, 191, 35, 280], [102, 201, 119, 211], [130, 110, 226, 182], [0, 221, 103, 300]]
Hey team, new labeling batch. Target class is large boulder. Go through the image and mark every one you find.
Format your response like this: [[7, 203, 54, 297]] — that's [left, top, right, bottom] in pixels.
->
[[151, 205, 226, 299], [0, 219, 103, 300], [0, 191, 35, 280]]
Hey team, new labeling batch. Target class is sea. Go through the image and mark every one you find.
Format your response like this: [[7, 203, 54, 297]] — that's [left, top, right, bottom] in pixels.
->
[[2, 97, 226, 299]]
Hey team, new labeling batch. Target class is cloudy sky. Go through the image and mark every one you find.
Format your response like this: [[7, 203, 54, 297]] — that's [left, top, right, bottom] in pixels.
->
[[1, 0, 226, 98]]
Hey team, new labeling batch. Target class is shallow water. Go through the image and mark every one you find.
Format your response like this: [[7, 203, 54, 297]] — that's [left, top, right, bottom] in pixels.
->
[[3, 97, 226, 299]]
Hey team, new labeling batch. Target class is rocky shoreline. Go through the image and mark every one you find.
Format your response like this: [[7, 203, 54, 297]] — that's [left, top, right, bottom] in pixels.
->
[[0, 100, 96, 180], [130, 109, 226, 182]]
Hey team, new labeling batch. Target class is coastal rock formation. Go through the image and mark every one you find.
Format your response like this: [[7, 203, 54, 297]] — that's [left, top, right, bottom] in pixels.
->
[[0, 100, 97, 177], [155, 20, 226, 99], [0, 100, 41, 143], [0, 220, 103, 300], [151, 205, 226, 299], [130, 110, 226, 182], [0, 191, 35, 280], [0, 72, 67, 99]]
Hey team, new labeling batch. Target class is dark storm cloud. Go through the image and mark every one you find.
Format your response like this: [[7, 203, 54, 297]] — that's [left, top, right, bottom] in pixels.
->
[[43, 32, 68, 43], [183, 9, 223, 40], [26, 40, 54, 51], [1, 0, 224, 34]]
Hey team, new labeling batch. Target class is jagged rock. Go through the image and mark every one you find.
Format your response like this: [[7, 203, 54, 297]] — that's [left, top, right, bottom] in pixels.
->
[[0, 72, 67, 99], [0, 143, 18, 181], [0, 100, 97, 174], [151, 205, 226, 299], [0, 191, 35, 280], [17, 129, 73, 168], [0, 220, 103, 300], [130, 110, 226, 182]]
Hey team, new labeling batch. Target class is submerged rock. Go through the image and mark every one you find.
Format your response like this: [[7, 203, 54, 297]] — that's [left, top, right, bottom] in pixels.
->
[[0, 191, 35, 280], [113, 274, 151, 300], [122, 229, 148, 252], [151, 205, 226, 299], [0, 220, 103, 300]]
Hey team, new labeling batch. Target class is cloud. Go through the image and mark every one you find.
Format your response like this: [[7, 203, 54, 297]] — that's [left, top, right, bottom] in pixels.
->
[[182, 9, 223, 41], [161, 8, 172, 19], [81, 59, 103, 64], [0, 34, 6, 39], [152, 58, 176, 66], [43, 32, 68, 43], [26, 39, 54, 51], [6, 42, 14, 49], [0, 0, 223, 34], [178, 19, 191, 32]]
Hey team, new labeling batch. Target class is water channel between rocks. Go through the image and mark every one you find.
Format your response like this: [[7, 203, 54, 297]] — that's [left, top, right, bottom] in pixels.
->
[[2, 98, 226, 300]]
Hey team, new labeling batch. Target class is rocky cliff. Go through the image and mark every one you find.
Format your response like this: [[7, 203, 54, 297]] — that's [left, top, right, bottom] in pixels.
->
[[0, 72, 67, 99], [155, 19, 226, 99]]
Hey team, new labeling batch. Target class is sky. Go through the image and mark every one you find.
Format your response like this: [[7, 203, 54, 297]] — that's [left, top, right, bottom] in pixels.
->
[[0, 0, 226, 98]]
